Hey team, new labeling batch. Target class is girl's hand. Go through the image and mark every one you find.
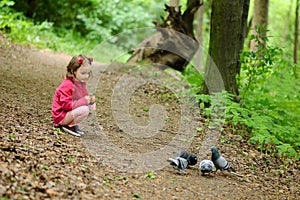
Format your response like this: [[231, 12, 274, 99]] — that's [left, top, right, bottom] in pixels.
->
[[89, 94, 96, 104], [85, 95, 91, 104]]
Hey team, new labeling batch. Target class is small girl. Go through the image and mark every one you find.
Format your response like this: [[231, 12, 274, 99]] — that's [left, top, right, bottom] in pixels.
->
[[52, 54, 96, 136]]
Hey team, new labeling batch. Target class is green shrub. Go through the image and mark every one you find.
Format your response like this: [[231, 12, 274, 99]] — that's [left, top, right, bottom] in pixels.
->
[[192, 26, 299, 160], [195, 89, 299, 159]]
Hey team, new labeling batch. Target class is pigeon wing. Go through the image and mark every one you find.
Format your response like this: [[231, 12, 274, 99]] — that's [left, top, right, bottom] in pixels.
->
[[215, 156, 228, 170], [177, 157, 188, 172], [177, 150, 190, 159]]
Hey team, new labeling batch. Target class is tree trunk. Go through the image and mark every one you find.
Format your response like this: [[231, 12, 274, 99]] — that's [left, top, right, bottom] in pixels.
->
[[238, 0, 251, 81], [194, 2, 205, 69], [293, 0, 299, 78], [183, 0, 202, 37], [201, 0, 250, 100], [281, 0, 293, 46], [127, 1, 204, 72], [250, 0, 269, 52], [294, 0, 299, 65]]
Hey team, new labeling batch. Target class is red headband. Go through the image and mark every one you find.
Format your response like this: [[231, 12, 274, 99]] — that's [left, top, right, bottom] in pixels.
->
[[77, 57, 93, 64], [77, 58, 84, 64]]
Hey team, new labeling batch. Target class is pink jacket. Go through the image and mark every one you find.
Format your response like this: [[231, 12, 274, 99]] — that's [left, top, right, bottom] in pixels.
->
[[52, 77, 88, 125]]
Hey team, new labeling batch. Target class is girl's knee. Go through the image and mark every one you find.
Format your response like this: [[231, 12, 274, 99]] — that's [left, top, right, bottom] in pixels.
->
[[81, 106, 90, 117], [74, 106, 89, 118]]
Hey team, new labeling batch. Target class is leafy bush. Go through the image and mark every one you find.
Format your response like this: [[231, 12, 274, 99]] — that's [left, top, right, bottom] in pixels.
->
[[1, 0, 170, 56], [239, 25, 282, 99], [12, 0, 165, 49], [0, 0, 60, 48], [193, 27, 299, 160], [195, 89, 299, 159]]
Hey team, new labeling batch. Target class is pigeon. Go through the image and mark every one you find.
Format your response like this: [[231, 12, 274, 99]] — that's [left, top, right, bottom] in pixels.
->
[[210, 146, 236, 173], [167, 157, 189, 172], [175, 150, 198, 166], [199, 159, 214, 175]]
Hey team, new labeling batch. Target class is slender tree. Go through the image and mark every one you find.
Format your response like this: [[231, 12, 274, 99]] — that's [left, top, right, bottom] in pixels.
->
[[294, 0, 299, 67], [201, 0, 250, 100], [194, 1, 205, 69], [281, 0, 293, 46], [250, 0, 269, 52]]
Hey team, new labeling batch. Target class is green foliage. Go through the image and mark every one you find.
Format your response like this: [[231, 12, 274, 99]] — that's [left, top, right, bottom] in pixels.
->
[[243, 70, 300, 159], [11, 0, 165, 49], [143, 107, 150, 112], [239, 29, 300, 159], [239, 25, 282, 99], [144, 172, 155, 179], [195, 88, 300, 159], [196, 91, 248, 128], [194, 36, 299, 159], [41, 165, 48, 170], [182, 64, 204, 91], [0, 0, 61, 48], [211, 25, 299, 159], [8, 133, 15, 139], [1, 0, 168, 58]]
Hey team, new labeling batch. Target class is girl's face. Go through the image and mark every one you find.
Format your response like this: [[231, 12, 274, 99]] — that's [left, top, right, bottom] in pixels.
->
[[74, 63, 91, 82]]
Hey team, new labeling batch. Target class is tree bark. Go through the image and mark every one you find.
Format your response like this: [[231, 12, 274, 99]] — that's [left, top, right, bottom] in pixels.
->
[[281, 0, 293, 46], [127, 1, 204, 72], [238, 0, 251, 81], [294, 0, 299, 65], [194, 2, 205, 69], [183, 0, 203, 38], [201, 0, 250, 100], [250, 0, 269, 52]]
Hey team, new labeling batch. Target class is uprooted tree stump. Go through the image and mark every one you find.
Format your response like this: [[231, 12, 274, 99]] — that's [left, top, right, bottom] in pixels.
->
[[127, 1, 203, 72]]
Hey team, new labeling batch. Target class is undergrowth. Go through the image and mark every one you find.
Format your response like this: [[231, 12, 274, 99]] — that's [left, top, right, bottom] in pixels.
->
[[0, 1, 121, 62], [195, 26, 299, 160], [197, 89, 300, 160]]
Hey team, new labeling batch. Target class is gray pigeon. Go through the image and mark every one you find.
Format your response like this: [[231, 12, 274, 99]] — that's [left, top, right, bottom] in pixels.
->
[[199, 159, 214, 175], [167, 157, 189, 172], [210, 146, 236, 173], [174, 150, 198, 166]]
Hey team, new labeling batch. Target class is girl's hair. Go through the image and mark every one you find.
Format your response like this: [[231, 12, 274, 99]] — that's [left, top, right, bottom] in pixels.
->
[[66, 54, 93, 79]]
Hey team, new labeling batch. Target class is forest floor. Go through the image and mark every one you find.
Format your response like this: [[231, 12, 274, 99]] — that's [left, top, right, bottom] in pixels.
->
[[0, 35, 299, 200]]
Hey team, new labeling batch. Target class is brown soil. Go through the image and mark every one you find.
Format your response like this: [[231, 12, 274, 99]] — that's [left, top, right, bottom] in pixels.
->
[[0, 35, 299, 199]]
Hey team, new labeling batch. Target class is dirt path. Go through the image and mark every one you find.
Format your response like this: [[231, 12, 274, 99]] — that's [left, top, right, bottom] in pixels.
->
[[0, 36, 299, 199]]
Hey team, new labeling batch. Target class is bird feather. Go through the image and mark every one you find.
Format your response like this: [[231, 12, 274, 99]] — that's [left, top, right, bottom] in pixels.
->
[[211, 146, 236, 173], [199, 159, 214, 175]]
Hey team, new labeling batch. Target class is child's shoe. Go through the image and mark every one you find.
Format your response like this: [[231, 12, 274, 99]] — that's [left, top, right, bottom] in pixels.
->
[[61, 125, 83, 137], [74, 125, 85, 135]]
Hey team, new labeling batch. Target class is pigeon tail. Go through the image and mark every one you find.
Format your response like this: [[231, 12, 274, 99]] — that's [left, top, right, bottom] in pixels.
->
[[167, 158, 179, 166], [223, 161, 235, 172], [168, 157, 188, 172], [228, 166, 236, 172]]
